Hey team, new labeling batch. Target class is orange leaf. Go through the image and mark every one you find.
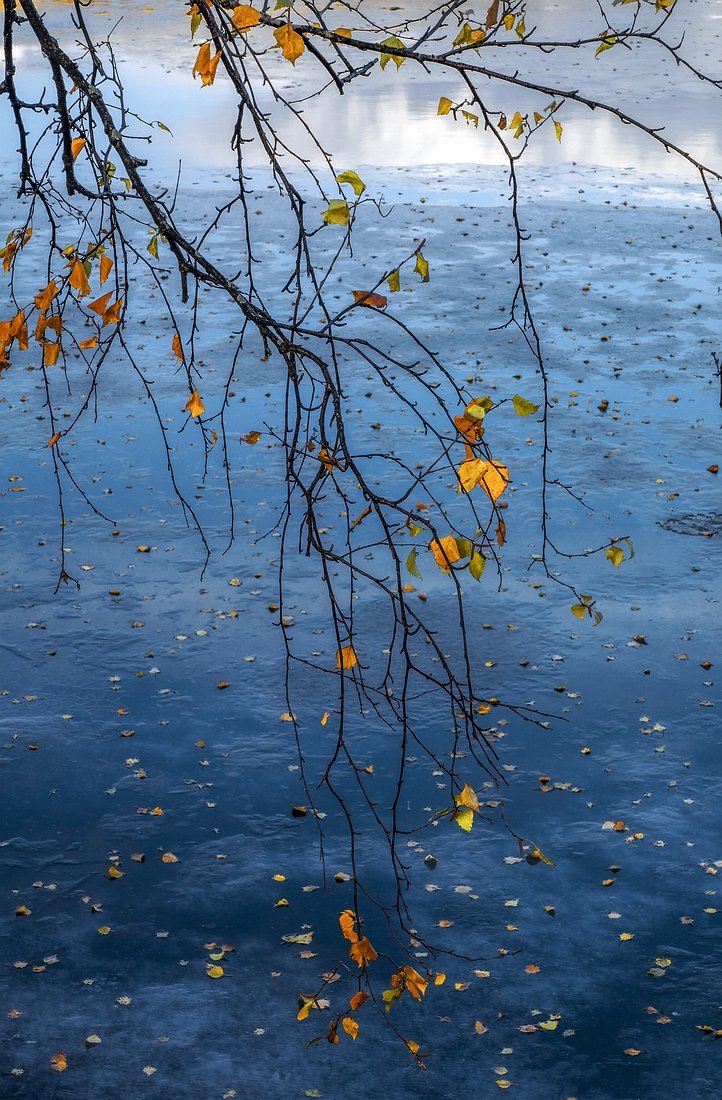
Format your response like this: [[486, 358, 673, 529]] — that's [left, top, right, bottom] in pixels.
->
[[71, 137, 86, 162], [88, 291, 113, 317], [231, 4, 261, 31], [349, 936, 377, 967], [34, 280, 59, 313], [349, 990, 369, 1011], [50, 1053, 68, 1072], [102, 298, 123, 325], [341, 1016, 359, 1040], [99, 253, 113, 285], [193, 41, 223, 85], [243, 430, 262, 444], [274, 24, 305, 64], [46, 432, 62, 448], [429, 535, 460, 572], [79, 336, 99, 350], [44, 342, 61, 367], [336, 645, 358, 670], [172, 331, 183, 361], [69, 259, 91, 297], [352, 290, 388, 310], [186, 390, 205, 418], [339, 909, 358, 942]]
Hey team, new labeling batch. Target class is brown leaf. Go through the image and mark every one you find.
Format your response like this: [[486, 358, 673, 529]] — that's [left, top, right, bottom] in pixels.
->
[[352, 290, 388, 310]]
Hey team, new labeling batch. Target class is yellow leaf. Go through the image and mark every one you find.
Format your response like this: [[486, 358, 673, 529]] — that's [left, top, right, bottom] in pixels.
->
[[571, 603, 588, 620], [455, 807, 474, 832], [605, 545, 624, 567], [512, 393, 539, 417], [429, 534, 461, 573], [414, 251, 430, 282], [387, 269, 400, 293], [554, 120, 563, 143], [496, 1082, 511, 1090], [206, 965, 224, 978], [407, 1039, 420, 1054], [619, 932, 635, 941], [339, 909, 358, 943], [503, 12, 514, 29], [46, 432, 62, 448], [274, 24, 305, 64], [185, 390, 205, 418], [380, 35, 405, 69], [71, 137, 86, 162], [475, 1019, 488, 1034], [539, 1019, 558, 1031], [595, 36, 616, 57], [335, 27, 352, 38], [335, 170, 365, 196], [400, 966, 428, 1000], [50, 1053, 68, 1073], [469, 551, 486, 581], [97, 925, 111, 935], [297, 998, 315, 1021], [336, 645, 358, 671], [437, 96, 453, 116], [349, 936, 377, 967], [108, 865, 124, 879], [457, 458, 509, 500], [455, 783, 479, 811], [624, 1048, 642, 1056], [161, 852, 180, 863], [322, 200, 350, 226], [341, 1016, 359, 1040], [434, 973, 446, 986], [231, 5, 261, 32]]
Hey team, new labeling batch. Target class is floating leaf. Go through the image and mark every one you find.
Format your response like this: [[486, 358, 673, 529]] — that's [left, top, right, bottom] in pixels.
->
[[207, 965, 224, 978], [50, 1053, 68, 1073]]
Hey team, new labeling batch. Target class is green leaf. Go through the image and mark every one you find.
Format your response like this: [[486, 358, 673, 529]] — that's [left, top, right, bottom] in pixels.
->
[[335, 170, 365, 197], [455, 537, 472, 560], [414, 252, 430, 283], [387, 269, 400, 293], [512, 393, 539, 417], [437, 97, 453, 116], [469, 551, 486, 581], [380, 36, 405, 70], [322, 200, 350, 227], [406, 547, 422, 578], [155, 121, 174, 135], [383, 987, 402, 1011], [605, 545, 624, 568]]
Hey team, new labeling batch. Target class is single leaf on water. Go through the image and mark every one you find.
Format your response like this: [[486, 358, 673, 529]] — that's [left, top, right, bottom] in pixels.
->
[[335, 170, 365, 196]]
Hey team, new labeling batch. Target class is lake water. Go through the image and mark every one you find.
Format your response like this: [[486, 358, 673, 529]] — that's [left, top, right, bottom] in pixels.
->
[[1, 2, 721, 1098]]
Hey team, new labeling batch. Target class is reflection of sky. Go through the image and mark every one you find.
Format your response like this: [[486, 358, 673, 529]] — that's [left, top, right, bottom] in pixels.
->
[[2, 0, 721, 180]]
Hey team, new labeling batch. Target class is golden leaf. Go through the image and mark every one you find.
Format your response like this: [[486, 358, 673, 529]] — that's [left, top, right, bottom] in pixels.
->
[[88, 291, 113, 317], [605, 545, 624, 567], [107, 865, 124, 879], [71, 137, 86, 162], [34, 281, 59, 313], [437, 96, 453, 116], [274, 24, 305, 64], [231, 5, 261, 32], [99, 253, 113, 285], [352, 290, 388, 309], [455, 783, 479, 811], [297, 998, 315, 1021], [102, 298, 123, 325], [429, 534, 461, 573], [321, 200, 350, 226], [193, 41, 223, 86], [172, 332, 183, 361], [50, 1053, 68, 1073], [46, 432, 62, 448], [206, 965, 224, 978], [335, 170, 365, 196], [339, 909, 358, 943], [185, 390, 205, 418], [69, 259, 91, 297], [341, 1016, 359, 1040], [79, 336, 98, 350], [400, 966, 427, 1000], [336, 645, 358, 671], [242, 430, 262, 444], [454, 807, 474, 832], [349, 936, 377, 967], [349, 991, 369, 1010], [44, 342, 61, 367]]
